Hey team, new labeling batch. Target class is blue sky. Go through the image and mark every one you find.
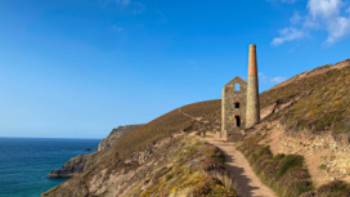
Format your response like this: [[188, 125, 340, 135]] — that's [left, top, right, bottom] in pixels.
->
[[0, 0, 350, 139]]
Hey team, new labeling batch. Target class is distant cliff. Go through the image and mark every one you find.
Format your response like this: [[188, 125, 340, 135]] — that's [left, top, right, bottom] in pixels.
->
[[48, 125, 143, 179], [98, 125, 143, 152]]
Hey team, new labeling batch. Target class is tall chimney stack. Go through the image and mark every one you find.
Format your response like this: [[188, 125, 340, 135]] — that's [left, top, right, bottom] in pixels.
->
[[246, 44, 260, 128]]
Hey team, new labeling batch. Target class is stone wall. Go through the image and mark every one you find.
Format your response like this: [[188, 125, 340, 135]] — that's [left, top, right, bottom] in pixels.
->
[[221, 77, 247, 141]]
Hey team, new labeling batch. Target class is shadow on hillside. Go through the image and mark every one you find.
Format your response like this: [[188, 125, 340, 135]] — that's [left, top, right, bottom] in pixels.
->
[[224, 153, 263, 197]]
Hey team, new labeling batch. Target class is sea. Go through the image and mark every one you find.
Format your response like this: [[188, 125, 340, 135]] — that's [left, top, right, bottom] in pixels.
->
[[0, 137, 100, 197]]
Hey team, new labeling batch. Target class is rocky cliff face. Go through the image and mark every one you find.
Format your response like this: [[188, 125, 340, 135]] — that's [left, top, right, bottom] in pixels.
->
[[48, 125, 142, 179], [48, 154, 93, 179]]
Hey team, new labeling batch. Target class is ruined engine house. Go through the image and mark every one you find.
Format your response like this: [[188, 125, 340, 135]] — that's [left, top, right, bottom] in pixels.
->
[[221, 44, 260, 141], [221, 77, 247, 140]]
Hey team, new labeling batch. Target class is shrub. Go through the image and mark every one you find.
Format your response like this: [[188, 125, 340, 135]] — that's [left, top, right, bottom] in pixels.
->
[[301, 181, 350, 197], [238, 136, 313, 197]]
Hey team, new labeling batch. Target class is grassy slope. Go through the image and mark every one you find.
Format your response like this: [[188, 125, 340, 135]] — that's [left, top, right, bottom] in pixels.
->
[[238, 129, 350, 197], [261, 59, 350, 136], [44, 59, 350, 196], [111, 100, 221, 157], [238, 133, 313, 197], [107, 58, 350, 158], [44, 136, 237, 197], [243, 59, 350, 196], [129, 136, 237, 197]]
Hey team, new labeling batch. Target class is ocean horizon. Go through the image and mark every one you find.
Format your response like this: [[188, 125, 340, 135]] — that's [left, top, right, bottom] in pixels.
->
[[0, 137, 100, 197]]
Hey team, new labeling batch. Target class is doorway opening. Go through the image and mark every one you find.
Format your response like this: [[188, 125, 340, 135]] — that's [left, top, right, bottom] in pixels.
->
[[235, 116, 241, 127]]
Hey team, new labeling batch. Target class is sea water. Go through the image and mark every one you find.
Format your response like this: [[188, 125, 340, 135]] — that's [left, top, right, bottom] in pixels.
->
[[0, 137, 99, 197]]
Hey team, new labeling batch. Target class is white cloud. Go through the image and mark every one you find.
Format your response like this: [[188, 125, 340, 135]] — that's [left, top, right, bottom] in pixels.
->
[[308, 0, 342, 18], [326, 16, 350, 43], [272, 27, 305, 46], [272, 0, 350, 45], [259, 73, 286, 84], [270, 76, 287, 83], [290, 12, 303, 24]]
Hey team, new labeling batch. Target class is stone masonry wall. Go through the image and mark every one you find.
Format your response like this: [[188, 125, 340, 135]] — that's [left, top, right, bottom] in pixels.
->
[[221, 77, 247, 141]]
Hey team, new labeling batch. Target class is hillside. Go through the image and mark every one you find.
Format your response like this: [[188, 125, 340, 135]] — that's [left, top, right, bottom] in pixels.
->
[[261, 59, 350, 139], [43, 59, 350, 197]]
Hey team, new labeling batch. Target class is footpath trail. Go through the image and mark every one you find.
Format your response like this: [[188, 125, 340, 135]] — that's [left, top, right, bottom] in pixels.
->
[[177, 110, 276, 197], [202, 134, 277, 197]]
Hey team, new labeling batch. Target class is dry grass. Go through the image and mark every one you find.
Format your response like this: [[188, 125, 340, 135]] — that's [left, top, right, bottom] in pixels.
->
[[301, 181, 350, 197], [239, 128, 350, 197], [131, 137, 237, 197], [261, 60, 350, 138], [44, 58, 350, 196], [84, 59, 350, 193], [105, 59, 350, 165], [237, 133, 313, 197], [105, 100, 220, 159]]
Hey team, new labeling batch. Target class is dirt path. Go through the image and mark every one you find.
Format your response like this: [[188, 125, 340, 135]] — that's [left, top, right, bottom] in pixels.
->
[[179, 110, 276, 196], [203, 134, 277, 197]]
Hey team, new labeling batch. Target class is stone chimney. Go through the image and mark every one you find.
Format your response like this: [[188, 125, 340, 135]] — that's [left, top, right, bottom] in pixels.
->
[[246, 44, 260, 128]]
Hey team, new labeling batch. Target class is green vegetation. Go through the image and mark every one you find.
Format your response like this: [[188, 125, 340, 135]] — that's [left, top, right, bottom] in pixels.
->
[[106, 59, 350, 161], [109, 100, 220, 158], [70, 100, 222, 178], [238, 131, 350, 197], [133, 137, 237, 197], [44, 59, 350, 197], [301, 181, 350, 197], [261, 60, 350, 138], [238, 134, 313, 197]]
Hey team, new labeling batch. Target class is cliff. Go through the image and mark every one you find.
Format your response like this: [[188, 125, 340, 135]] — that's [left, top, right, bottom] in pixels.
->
[[44, 134, 237, 197], [98, 125, 143, 152], [48, 154, 93, 179], [43, 58, 350, 197], [48, 125, 142, 179]]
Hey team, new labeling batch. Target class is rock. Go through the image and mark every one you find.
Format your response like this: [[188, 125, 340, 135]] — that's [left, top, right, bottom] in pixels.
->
[[48, 124, 143, 179], [48, 154, 92, 179], [98, 125, 143, 152], [84, 148, 93, 152], [334, 133, 350, 145]]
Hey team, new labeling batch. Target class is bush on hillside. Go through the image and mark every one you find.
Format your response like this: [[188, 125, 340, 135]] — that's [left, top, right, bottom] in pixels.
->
[[238, 134, 313, 197], [300, 180, 350, 197]]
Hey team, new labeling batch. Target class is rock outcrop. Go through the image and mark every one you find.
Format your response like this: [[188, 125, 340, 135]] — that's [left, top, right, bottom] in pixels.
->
[[48, 154, 93, 179], [48, 125, 142, 179], [98, 125, 143, 152]]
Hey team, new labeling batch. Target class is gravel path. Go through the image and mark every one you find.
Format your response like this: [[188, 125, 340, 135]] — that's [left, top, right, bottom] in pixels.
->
[[203, 134, 277, 197]]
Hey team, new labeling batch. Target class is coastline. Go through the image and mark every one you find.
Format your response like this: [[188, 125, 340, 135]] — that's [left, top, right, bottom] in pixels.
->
[[0, 137, 99, 197]]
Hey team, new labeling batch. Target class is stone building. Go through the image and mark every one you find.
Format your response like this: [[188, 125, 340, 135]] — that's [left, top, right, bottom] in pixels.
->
[[221, 77, 247, 141], [221, 44, 260, 141]]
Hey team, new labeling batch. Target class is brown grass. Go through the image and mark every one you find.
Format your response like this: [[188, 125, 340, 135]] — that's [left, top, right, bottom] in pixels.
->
[[45, 58, 350, 196], [87, 58, 350, 192], [261, 60, 350, 137], [301, 181, 350, 197], [237, 133, 314, 197]]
